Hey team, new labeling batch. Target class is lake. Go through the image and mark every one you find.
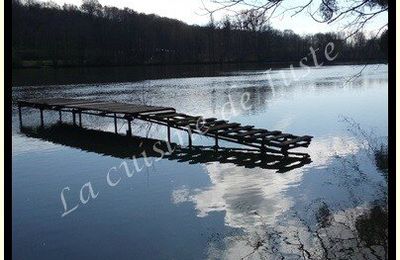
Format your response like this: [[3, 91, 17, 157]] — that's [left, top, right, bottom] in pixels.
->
[[12, 64, 388, 259]]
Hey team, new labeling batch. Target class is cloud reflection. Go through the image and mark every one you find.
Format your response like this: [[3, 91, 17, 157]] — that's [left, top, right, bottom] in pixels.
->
[[171, 135, 366, 259]]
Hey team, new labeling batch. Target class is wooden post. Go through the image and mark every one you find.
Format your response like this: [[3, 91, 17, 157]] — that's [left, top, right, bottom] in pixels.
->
[[59, 110, 62, 122], [188, 131, 192, 148], [127, 118, 132, 136], [215, 134, 219, 149], [167, 118, 171, 143], [18, 104, 22, 128], [40, 108, 44, 127], [72, 110, 76, 125], [167, 125, 171, 143], [114, 113, 117, 133], [79, 111, 82, 127]]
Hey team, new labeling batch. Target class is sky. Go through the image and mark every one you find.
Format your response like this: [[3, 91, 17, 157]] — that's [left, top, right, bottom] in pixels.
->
[[36, 0, 388, 36]]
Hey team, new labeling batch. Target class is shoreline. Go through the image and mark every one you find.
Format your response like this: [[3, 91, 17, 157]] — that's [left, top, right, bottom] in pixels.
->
[[12, 59, 387, 70]]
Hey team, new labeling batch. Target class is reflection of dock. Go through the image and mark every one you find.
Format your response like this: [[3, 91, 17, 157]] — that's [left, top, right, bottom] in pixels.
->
[[20, 124, 311, 173], [17, 98, 312, 155]]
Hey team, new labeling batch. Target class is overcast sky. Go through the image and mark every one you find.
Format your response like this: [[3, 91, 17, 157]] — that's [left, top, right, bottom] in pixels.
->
[[37, 0, 388, 35]]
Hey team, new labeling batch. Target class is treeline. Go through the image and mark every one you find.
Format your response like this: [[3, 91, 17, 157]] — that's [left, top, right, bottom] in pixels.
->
[[12, 0, 388, 68]]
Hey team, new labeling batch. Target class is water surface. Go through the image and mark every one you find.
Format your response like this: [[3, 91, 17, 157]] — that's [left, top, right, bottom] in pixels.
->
[[12, 64, 388, 259]]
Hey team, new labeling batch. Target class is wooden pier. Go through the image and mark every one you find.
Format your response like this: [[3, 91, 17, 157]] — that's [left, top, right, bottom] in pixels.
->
[[17, 98, 313, 155]]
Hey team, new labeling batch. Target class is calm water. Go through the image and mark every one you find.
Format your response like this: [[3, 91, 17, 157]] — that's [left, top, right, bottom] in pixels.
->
[[12, 64, 388, 259]]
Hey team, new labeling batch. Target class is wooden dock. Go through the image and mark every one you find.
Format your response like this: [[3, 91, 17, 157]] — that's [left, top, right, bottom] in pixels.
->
[[17, 98, 313, 155]]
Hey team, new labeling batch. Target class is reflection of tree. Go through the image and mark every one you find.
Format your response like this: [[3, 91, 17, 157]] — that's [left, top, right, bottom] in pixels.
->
[[340, 116, 388, 180], [204, 118, 388, 259], [298, 119, 388, 259], [311, 202, 387, 259], [224, 202, 387, 259], [295, 118, 389, 259], [356, 205, 388, 259], [315, 202, 332, 228], [373, 145, 388, 180]]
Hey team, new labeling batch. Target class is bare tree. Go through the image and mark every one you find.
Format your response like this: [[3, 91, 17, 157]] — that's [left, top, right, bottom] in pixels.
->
[[235, 9, 270, 32], [203, 0, 388, 36]]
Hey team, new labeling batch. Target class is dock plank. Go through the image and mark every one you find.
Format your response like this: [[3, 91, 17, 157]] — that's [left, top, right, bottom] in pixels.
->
[[281, 136, 312, 147], [207, 123, 241, 133], [19, 98, 175, 115], [235, 129, 268, 137]]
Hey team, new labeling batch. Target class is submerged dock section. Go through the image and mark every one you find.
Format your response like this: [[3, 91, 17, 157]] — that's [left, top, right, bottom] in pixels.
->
[[17, 98, 313, 155]]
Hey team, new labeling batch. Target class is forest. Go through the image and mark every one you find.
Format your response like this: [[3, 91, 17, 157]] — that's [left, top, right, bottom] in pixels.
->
[[12, 0, 388, 68]]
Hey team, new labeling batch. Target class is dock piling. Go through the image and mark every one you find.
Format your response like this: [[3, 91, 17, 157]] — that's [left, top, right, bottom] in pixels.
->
[[79, 111, 82, 127], [127, 118, 132, 136], [59, 110, 62, 122], [114, 113, 117, 133], [167, 119, 171, 143], [18, 104, 23, 128], [40, 108, 44, 127], [188, 131, 192, 148], [72, 110, 76, 125]]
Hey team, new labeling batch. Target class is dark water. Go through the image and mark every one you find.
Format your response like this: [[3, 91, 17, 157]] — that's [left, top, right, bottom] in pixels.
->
[[12, 63, 294, 87], [12, 64, 388, 259]]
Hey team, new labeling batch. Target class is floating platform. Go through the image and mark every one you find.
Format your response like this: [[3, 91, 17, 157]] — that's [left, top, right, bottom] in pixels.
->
[[17, 98, 313, 155]]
